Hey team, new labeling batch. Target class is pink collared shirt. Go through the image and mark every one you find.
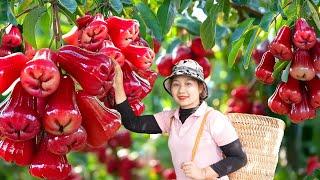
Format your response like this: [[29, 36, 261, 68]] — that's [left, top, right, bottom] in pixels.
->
[[154, 101, 238, 180]]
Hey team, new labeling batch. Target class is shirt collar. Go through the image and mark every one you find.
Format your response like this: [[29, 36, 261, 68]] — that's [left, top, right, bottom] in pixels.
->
[[172, 101, 208, 119]]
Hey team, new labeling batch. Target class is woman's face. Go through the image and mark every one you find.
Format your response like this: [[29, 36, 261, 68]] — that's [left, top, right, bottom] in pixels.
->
[[170, 75, 203, 109]]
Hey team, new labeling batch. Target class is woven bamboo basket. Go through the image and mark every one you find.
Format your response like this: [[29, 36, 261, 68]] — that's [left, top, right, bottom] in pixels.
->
[[227, 113, 285, 180]]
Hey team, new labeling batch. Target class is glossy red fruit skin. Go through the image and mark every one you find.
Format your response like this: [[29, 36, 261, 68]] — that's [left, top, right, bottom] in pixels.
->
[[118, 156, 137, 179], [255, 51, 276, 84], [157, 54, 174, 77], [76, 14, 94, 29], [122, 63, 143, 100], [268, 83, 291, 115], [162, 168, 176, 180], [24, 42, 36, 60], [289, 49, 315, 81], [80, 14, 109, 52], [131, 37, 149, 47], [36, 97, 47, 118], [278, 76, 302, 104], [190, 37, 214, 57], [62, 26, 81, 46], [100, 40, 125, 66], [76, 90, 121, 148], [0, 46, 11, 57], [0, 82, 40, 141], [195, 56, 212, 79], [231, 85, 250, 100], [20, 48, 60, 98], [252, 40, 269, 64], [293, 18, 317, 50], [251, 101, 266, 115], [306, 76, 320, 108], [107, 16, 140, 49], [226, 98, 252, 113], [108, 129, 132, 149], [44, 75, 82, 135], [135, 68, 158, 88], [306, 156, 320, 175], [1, 25, 22, 48], [29, 136, 71, 179], [269, 26, 293, 61], [47, 126, 87, 155], [57, 45, 115, 97], [310, 38, 320, 72], [122, 44, 155, 70], [0, 138, 36, 166], [289, 87, 316, 123], [153, 38, 161, 54], [0, 52, 28, 93], [129, 99, 145, 116], [172, 45, 193, 64], [106, 153, 119, 174]]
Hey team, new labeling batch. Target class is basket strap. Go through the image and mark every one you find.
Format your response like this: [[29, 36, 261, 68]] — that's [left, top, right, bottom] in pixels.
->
[[191, 110, 212, 161]]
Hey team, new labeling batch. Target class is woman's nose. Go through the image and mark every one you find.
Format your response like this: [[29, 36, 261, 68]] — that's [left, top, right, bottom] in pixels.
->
[[178, 86, 186, 93]]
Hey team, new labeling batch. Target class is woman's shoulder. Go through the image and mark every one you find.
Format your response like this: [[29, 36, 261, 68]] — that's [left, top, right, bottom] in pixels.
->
[[206, 106, 229, 122], [154, 108, 176, 119]]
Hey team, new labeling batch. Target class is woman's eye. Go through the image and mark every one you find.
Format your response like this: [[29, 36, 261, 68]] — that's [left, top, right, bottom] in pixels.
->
[[186, 82, 192, 86], [172, 83, 179, 87]]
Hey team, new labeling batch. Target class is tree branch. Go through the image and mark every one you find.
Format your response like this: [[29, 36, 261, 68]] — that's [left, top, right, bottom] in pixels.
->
[[52, 0, 62, 49], [15, 5, 39, 18], [230, 2, 263, 18]]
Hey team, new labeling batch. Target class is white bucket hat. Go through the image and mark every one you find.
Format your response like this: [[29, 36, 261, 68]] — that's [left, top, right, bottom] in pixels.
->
[[163, 59, 208, 100]]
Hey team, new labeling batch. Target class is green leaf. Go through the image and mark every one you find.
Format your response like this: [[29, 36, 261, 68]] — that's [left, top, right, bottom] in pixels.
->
[[136, 3, 162, 40], [121, 0, 132, 5], [23, 7, 46, 48], [7, 5, 17, 25], [200, 16, 216, 49], [35, 11, 52, 48], [281, 61, 291, 82], [59, 0, 77, 13], [273, 60, 289, 79], [231, 18, 254, 42], [175, 16, 201, 35], [110, 0, 123, 14], [232, 0, 248, 4], [228, 37, 244, 67], [0, 0, 9, 24], [205, 0, 214, 13], [132, 11, 146, 39], [57, 3, 76, 24], [259, 12, 275, 32], [178, 0, 192, 13], [0, 0, 16, 25], [157, 0, 176, 35], [200, 4, 219, 49], [313, 169, 320, 178], [307, 0, 320, 31], [166, 38, 182, 53], [217, 0, 230, 19], [243, 27, 259, 69], [76, 0, 86, 5], [215, 25, 230, 47]]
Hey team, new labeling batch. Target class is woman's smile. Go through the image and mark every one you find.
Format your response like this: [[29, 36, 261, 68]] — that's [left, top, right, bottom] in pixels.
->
[[178, 95, 189, 100]]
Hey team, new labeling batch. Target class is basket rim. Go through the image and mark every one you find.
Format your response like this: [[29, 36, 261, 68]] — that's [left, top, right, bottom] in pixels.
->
[[226, 113, 286, 130]]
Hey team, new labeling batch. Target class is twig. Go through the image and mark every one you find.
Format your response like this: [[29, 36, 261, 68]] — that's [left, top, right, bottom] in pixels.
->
[[230, 2, 263, 18], [52, 0, 62, 49], [15, 5, 39, 18], [248, 78, 257, 91], [271, 1, 293, 32]]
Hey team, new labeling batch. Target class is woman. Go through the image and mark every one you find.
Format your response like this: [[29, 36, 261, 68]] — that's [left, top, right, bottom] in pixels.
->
[[113, 59, 247, 179]]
